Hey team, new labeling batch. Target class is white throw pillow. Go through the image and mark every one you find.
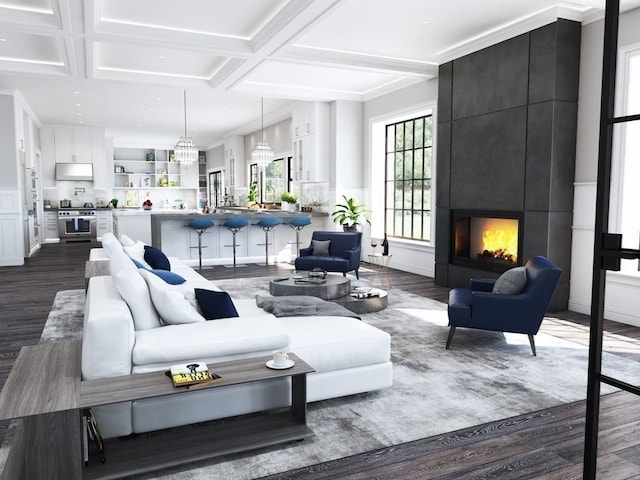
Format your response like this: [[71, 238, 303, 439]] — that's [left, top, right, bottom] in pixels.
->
[[119, 234, 136, 247], [492, 266, 528, 294], [123, 241, 152, 269], [101, 232, 123, 258], [139, 269, 205, 325], [109, 253, 162, 330]]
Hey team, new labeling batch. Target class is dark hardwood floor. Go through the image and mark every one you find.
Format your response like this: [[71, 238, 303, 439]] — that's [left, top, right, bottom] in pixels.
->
[[1, 241, 639, 479]]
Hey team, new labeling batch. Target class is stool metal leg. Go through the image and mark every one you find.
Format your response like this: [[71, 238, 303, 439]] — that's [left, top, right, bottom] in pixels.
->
[[264, 229, 270, 266], [196, 231, 203, 270], [231, 230, 238, 267]]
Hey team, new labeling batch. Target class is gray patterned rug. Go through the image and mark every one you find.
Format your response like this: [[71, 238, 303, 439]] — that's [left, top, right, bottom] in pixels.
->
[[2, 278, 639, 479]]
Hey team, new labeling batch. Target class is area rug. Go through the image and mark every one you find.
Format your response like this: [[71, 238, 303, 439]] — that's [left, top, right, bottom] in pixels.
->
[[1, 278, 639, 480]]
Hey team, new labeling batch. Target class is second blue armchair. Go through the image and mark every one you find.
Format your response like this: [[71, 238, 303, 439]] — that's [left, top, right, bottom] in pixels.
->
[[446, 256, 562, 356], [294, 231, 362, 279]]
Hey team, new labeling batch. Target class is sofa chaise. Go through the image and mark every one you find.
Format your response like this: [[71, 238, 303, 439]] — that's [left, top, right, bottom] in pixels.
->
[[83, 233, 392, 438]]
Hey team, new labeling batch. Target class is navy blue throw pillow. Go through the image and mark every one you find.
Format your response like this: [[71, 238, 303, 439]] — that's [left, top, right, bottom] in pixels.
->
[[144, 245, 171, 271], [195, 289, 239, 320]]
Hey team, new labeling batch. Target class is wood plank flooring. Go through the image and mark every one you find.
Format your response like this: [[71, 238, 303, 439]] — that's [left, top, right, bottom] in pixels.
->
[[1, 241, 639, 479]]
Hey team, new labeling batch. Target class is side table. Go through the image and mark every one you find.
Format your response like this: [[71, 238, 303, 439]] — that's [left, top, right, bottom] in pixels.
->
[[367, 253, 392, 289]]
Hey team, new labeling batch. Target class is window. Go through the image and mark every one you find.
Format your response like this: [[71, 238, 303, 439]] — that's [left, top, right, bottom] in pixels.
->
[[208, 170, 223, 207], [384, 114, 433, 241], [264, 158, 289, 203], [611, 44, 640, 274]]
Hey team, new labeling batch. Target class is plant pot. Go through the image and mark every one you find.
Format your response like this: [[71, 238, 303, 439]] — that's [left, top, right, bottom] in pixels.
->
[[343, 224, 358, 232]]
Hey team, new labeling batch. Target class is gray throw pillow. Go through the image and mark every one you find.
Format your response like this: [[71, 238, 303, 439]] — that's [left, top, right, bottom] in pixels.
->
[[492, 266, 527, 294], [312, 239, 331, 255]]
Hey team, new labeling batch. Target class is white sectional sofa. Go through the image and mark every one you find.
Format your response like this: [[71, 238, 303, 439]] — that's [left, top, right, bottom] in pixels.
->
[[83, 233, 392, 438]]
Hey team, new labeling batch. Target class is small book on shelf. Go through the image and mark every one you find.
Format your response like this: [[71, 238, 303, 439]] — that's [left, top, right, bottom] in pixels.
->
[[168, 361, 220, 388], [83, 408, 105, 463]]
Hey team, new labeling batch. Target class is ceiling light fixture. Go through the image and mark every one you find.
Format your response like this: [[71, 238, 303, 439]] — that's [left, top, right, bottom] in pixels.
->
[[174, 90, 197, 168], [251, 97, 273, 169]]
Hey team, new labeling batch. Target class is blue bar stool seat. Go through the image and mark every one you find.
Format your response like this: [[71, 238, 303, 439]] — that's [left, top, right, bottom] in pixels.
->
[[288, 215, 312, 259], [186, 218, 215, 270], [223, 217, 249, 267], [255, 216, 282, 266]]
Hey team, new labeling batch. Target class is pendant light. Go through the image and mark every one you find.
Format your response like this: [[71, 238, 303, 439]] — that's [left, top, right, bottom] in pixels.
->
[[174, 90, 198, 168], [251, 97, 274, 168]]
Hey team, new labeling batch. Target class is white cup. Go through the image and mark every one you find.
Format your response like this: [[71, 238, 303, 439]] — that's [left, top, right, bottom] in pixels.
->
[[272, 350, 289, 367]]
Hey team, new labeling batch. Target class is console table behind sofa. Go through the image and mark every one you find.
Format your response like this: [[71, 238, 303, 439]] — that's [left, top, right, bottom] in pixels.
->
[[0, 341, 315, 480]]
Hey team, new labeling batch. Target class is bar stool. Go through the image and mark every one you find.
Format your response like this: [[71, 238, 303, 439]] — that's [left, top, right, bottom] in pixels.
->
[[186, 218, 215, 270], [288, 215, 312, 258], [255, 216, 282, 266], [223, 217, 249, 268]]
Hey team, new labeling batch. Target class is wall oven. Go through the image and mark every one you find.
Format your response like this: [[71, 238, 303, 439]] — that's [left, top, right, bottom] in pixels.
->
[[58, 209, 97, 241]]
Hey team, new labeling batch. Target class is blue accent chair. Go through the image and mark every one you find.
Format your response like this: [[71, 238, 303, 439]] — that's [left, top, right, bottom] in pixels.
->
[[446, 256, 562, 356], [295, 231, 362, 279]]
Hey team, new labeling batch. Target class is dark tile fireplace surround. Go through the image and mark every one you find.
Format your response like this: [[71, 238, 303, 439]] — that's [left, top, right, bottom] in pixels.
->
[[435, 19, 581, 311]]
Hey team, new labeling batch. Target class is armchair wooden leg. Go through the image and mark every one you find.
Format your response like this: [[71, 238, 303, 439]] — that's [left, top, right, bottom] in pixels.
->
[[528, 334, 537, 356], [355, 269, 359, 280], [446, 326, 456, 349]]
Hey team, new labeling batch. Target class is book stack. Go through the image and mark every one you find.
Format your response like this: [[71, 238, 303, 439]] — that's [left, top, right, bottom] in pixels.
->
[[169, 361, 219, 389]]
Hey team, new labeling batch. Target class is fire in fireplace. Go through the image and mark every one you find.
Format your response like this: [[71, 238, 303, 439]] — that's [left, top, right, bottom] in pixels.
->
[[452, 210, 523, 271]]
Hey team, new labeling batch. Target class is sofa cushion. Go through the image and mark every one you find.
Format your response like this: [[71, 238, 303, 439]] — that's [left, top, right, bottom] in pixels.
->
[[195, 289, 239, 320], [312, 239, 331, 255], [276, 316, 390, 373], [119, 234, 136, 246], [139, 269, 204, 325], [101, 232, 123, 258], [132, 315, 290, 366], [109, 252, 162, 330], [492, 266, 527, 294], [144, 245, 171, 271], [124, 241, 152, 269]]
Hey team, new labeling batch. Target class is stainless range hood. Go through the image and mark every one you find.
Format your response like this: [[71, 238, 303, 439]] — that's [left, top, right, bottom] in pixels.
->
[[55, 163, 93, 181]]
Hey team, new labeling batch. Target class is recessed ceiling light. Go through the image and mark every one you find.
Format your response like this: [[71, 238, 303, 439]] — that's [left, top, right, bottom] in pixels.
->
[[0, 38, 7, 42], [73, 91, 80, 95], [423, 21, 430, 26], [76, 103, 81, 107], [77, 113, 82, 116]]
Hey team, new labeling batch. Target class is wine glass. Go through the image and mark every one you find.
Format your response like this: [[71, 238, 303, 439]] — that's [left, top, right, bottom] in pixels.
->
[[370, 238, 378, 254]]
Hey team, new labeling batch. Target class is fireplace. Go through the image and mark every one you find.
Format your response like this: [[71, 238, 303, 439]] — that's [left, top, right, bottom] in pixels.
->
[[452, 210, 523, 272]]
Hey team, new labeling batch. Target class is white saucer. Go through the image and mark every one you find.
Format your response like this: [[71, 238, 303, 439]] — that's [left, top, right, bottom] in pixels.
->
[[266, 359, 295, 370]]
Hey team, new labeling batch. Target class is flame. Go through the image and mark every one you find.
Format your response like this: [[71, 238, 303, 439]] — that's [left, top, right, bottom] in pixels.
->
[[480, 219, 518, 263]]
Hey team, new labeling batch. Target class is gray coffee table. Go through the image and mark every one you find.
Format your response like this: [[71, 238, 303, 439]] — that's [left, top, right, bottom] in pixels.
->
[[269, 274, 350, 300], [334, 288, 388, 314]]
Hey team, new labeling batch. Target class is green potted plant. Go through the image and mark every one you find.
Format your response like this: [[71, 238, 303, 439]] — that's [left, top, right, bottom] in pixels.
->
[[331, 195, 370, 231], [280, 191, 297, 211], [247, 182, 258, 206], [110, 198, 119, 208]]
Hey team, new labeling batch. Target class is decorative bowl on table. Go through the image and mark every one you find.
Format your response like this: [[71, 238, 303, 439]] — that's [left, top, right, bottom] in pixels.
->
[[142, 205, 152, 210], [309, 268, 327, 279]]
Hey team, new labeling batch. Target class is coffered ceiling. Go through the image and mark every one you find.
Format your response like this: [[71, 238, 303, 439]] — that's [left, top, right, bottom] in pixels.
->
[[0, 0, 638, 148]]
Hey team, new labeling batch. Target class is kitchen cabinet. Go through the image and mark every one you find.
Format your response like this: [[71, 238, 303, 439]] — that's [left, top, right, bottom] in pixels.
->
[[43, 211, 59, 243], [291, 102, 329, 182], [40, 127, 107, 188], [96, 210, 112, 241], [112, 210, 151, 244]]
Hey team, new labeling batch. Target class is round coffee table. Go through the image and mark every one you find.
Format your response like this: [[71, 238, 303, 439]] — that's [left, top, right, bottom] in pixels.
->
[[269, 274, 350, 300], [334, 288, 388, 314]]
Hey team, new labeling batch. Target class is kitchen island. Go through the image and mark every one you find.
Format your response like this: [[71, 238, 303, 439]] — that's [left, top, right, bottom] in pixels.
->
[[113, 208, 329, 266]]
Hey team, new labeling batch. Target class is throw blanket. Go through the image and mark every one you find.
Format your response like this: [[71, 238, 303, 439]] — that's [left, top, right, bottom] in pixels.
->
[[256, 295, 360, 319]]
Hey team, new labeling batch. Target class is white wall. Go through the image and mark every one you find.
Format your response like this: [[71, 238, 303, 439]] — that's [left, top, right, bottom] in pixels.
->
[[362, 79, 439, 277], [570, 7, 640, 326]]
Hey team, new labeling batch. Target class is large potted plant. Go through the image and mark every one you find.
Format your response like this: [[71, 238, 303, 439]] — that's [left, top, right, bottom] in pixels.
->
[[331, 195, 370, 232]]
